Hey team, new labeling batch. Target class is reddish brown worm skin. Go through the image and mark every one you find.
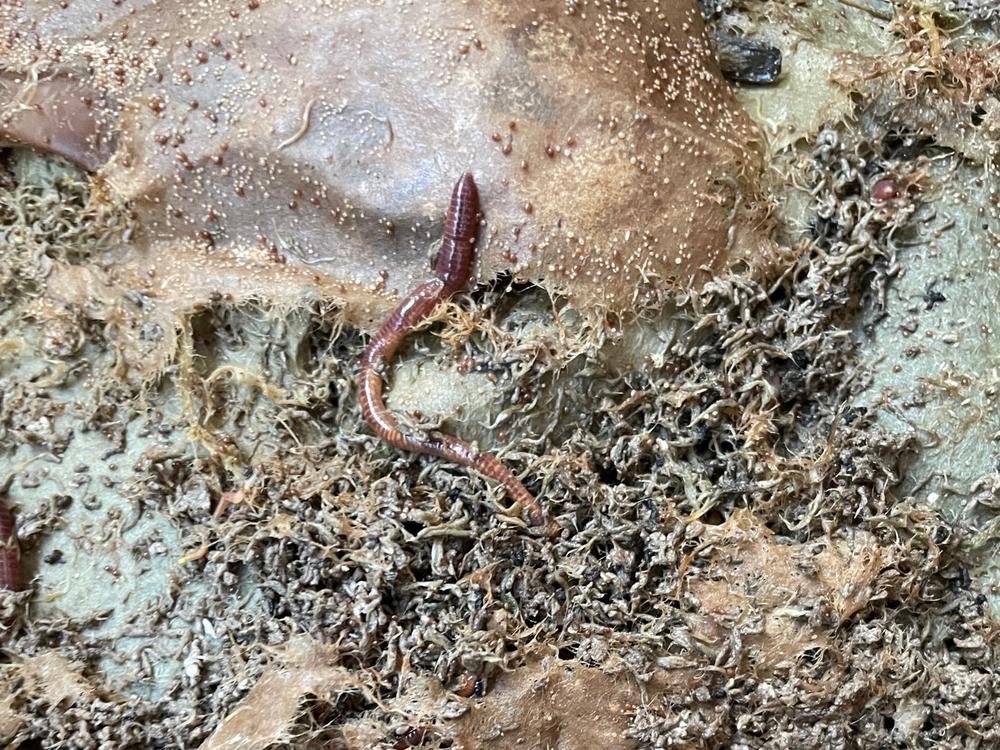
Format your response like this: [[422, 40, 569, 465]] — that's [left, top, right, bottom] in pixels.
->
[[0, 500, 20, 591], [359, 173, 545, 526]]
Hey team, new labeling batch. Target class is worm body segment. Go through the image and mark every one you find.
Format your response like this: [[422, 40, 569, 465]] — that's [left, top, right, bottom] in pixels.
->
[[0, 500, 20, 591], [359, 173, 545, 526]]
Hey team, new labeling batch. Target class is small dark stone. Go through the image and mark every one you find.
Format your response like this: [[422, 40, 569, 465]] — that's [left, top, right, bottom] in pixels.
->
[[712, 32, 782, 85]]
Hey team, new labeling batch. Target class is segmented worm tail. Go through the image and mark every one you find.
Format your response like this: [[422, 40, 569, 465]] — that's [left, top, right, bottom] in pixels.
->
[[0, 500, 20, 591]]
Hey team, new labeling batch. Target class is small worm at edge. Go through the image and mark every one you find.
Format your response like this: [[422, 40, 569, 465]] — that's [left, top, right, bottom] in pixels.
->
[[358, 173, 547, 527], [0, 499, 20, 591]]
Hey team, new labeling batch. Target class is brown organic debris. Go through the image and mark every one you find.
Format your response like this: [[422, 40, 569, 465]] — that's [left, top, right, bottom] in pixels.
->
[[3, 4, 1000, 749], [1, 0, 772, 328], [450, 656, 646, 750], [0, 653, 96, 741], [198, 636, 362, 750], [683, 510, 885, 676]]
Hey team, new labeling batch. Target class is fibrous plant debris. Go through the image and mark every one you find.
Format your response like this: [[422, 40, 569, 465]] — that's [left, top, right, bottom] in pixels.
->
[[3, 3, 1000, 750], [947, 0, 1000, 27], [198, 636, 363, 750], [1, 107, 1000, 749], [834, 6, 1000, 162]]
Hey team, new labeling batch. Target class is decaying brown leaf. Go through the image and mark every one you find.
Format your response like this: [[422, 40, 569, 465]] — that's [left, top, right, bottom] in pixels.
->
[[1, 0, 772, 328], [450, 656, 644, 750], [684, 510, 885, 676], [0, 652, 96, 741], [198, 636, 361, 750]]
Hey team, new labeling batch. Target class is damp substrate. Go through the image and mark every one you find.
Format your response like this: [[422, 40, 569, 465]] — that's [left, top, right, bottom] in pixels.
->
[[3, 3, 1000, 750]]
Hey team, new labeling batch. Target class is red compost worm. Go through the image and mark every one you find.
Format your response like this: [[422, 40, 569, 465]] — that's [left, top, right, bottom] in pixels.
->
[[0, 500, 20, 590], [358, 173, 546, 527]]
